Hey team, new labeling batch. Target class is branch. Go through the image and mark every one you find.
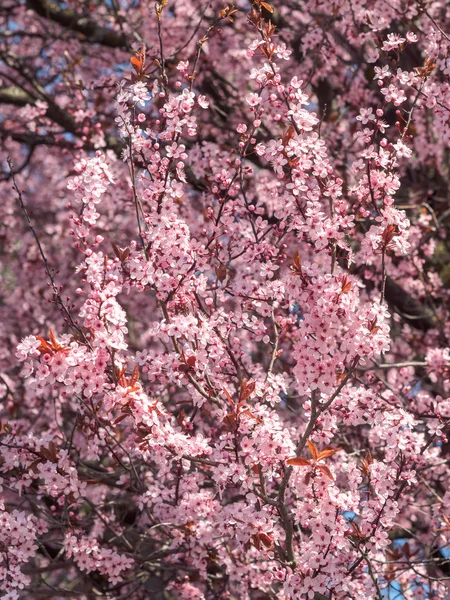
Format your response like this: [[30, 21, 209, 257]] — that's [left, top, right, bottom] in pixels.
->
[[0, 87, 125, 156], [384, 276, 435, 331], [0, 86, 33, 106], [8, 158, 89, 344], [25, 0, 130, 49]]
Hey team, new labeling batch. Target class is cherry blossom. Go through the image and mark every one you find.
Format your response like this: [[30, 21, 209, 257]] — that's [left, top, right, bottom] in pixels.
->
[[1, 1, 450, 599]]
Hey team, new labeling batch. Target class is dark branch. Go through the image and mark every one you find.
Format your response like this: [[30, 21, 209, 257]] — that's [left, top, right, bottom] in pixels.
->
[[25, 0, 130, 49]]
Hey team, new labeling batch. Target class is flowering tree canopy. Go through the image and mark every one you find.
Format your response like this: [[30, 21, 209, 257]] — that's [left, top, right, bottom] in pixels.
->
[[1, 0, 450, 598]]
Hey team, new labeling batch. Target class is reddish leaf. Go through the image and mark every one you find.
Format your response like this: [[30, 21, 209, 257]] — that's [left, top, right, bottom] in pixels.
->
[[340, 275, 352, 294], [176, 410, 186, 427], [240, 409, 263, 424], [49, 441, 58, 461], [342, 282, 352, 294], [336, 369, 347, 383], [286, 457, 311, 466], [282, 124, 295, 147], [359, 451, 373, 477], [289, 251, 303, 276], [307, 439, 319, 460], [130, 364, 139, 387], [223, 413, 237, 429], [403, 542, 411, 559], [67, 492, 77, 506], [130, 55, 143, 73], [223, 388, 235, 407], [219, 5, 238, 22], [40, 443, 58, 464], [215, 263, 227, 282], [112, 243, 130, 263], [36, 336, 51, 354], [28, 459, 42, 473], [113, 413, 129, 425], [255, 532, 273, 548], [49, 328, 58, 347], [186, 356, 196, 368], [345, 521, 366, 539], [240, 379, 256, 402], [0, 421, 11, 435], [112, 242, 121, 259], [317, 448, 341, 461], [317, 464, 334, 480], [260, 1, 274, 13]]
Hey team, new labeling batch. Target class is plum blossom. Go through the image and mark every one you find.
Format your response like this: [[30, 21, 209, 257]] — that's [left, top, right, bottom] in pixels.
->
[[2, 3, 450, 600], [382, 33, 406, 52], [356, 107, 376, 124]]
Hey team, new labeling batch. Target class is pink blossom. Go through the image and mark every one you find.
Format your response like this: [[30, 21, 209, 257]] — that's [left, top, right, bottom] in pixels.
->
[[246, 92, 262, 107], [2, 4, 450, 599], [382, 33, 406, 52]]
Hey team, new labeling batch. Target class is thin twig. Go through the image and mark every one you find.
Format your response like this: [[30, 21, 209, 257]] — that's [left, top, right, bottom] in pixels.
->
[[8, 157, 89, 346]]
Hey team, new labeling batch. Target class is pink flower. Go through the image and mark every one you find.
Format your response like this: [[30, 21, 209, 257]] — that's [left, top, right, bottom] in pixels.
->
[[197, 95, 209, 109], [382, 33, 406, 52], [246, 93, 262, 107], [356, 107, 376, 125], [16, 336, 41, 361], [393, 140, 412, 158]]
